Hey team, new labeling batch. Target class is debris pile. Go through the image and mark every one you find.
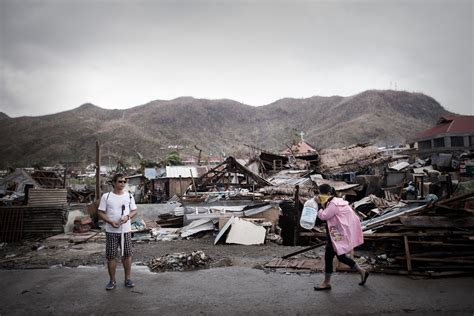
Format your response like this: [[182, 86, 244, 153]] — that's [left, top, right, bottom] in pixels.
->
[[1, 123, 473, 279], [147, 250, 211, 272], [362, 190, 474, 276], [317, 144, 388, 174]]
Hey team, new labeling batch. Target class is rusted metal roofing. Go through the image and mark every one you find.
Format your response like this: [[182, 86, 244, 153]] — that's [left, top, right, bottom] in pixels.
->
[[281, 141, 317, 156]]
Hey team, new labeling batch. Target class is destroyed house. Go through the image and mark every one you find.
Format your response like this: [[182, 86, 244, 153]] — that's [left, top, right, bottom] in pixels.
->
[[281, 140, 317, 156], [414, 116, 474, 158], [30, 170, 64, 188], [145, 166, 207, 201], [164, 166, 201, 197], [259, 151, 289, 173], [124, 174, 146, 187], [0, 168, 40, 196], [193, 156, 272, 193], [281, 141, 320, 169]]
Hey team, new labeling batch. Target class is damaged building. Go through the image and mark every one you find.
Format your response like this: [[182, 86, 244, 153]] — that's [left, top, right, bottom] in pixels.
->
[[1, 125, 473, 277]]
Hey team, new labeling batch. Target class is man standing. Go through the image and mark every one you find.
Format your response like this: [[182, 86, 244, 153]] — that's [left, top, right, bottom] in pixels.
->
[[98, 173, 138, 290]]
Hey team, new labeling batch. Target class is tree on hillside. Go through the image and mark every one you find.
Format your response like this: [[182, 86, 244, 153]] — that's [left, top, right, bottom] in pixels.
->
[[161, 151, 182, 166], [140, 159, 157, 168], [115, 158, 130, 174]]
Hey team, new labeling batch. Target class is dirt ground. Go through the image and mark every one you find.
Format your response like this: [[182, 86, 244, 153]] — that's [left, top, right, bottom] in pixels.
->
[[0, 232, 325, 270]]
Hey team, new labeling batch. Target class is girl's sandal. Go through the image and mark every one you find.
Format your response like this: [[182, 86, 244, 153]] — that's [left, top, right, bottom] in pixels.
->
[[314, 285, 331, 291]]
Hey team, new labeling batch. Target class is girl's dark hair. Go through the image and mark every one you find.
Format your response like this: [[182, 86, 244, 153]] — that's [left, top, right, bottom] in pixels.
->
[[318, 184, 336, 196]]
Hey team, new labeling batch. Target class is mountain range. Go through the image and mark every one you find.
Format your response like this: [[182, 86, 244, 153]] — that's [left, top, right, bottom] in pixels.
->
[[0, 90, 451, 168]]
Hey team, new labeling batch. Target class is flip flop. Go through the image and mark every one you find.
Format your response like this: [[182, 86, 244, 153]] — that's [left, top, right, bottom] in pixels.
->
[[314, 285, 331, 291], [359, 271, 369, 286]]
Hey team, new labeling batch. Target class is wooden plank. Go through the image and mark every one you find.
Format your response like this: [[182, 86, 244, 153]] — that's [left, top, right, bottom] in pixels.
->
[[404, 236, 412, 272], [408, 251, 474, 257], [265, 258, 324, 270], [396, 256, 474, 264], [379, 269, 473, 277], [417, 265, 474, 271], [408, 241, 474, 248], [436, 190, 474, 205], [281, 241, 326, 259], [364, 231, 474, 238], [399, 216, 474, 228], [364, 232, 438, 237]]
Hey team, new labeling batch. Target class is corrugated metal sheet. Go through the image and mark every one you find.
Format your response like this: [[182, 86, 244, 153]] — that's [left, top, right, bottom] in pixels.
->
[[267, 170, 312, 186], [270, 177, 312, 186], [243, 204, 274, 216], [28, 188, 68, 206], [23, 206, 66, 236], [165, 166, 198, 178], [0, 207, 24, 242], [0, 205, 66, 241], [311, 177, 362, 191]]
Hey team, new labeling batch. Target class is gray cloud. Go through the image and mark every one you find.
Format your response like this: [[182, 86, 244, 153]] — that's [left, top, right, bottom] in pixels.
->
[[1, 0, 472, 117]]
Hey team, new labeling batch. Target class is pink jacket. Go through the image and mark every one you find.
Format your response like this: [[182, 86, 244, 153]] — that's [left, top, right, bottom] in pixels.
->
[[317, 197, 363, 256]]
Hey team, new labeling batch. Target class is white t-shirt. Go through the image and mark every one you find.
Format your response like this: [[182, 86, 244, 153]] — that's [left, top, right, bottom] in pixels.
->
[[98, 191, 137, 233]]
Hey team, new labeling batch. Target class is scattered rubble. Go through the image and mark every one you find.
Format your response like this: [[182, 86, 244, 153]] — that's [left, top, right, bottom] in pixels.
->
[[147, 250, 212, 272], [1, 130, 473, 278]]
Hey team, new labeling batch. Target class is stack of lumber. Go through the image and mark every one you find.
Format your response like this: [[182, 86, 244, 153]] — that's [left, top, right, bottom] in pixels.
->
[[362, 191, 474, 276]]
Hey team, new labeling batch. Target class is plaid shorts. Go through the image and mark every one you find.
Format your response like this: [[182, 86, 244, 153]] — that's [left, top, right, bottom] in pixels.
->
[[105, 232, 133, 260]]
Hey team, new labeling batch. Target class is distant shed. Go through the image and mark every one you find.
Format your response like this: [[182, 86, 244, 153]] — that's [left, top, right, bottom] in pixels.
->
[[0, 169, 40, 196]]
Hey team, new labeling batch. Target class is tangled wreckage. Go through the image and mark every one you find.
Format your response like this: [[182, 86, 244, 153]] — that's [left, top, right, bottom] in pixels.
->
[[1, 121, 474, 276]]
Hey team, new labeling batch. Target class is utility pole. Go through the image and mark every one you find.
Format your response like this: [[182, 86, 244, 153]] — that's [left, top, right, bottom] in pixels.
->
[[96, 141, 101, 200], [194, 145, 202, 166], [63, 163, 68, 189]]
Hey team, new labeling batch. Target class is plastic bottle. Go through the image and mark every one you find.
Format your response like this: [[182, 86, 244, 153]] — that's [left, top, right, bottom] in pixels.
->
[[300, 198, 319, 230]]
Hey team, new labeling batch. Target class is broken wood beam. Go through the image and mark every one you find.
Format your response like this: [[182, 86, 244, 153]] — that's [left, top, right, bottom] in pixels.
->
[[395, 256, 474, 264], [399, 216, 474, 228], [281, 241, 326, 259], [404, 236, 412, 273], [407, 241, 474, 248]]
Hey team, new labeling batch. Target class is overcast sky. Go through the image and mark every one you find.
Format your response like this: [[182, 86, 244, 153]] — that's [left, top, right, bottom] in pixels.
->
[[1, 0, 472, 117]]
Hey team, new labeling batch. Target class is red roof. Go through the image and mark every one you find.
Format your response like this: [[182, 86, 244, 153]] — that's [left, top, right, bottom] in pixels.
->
[[415, 115, 474, 139], [281, 141, 317, 155]]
